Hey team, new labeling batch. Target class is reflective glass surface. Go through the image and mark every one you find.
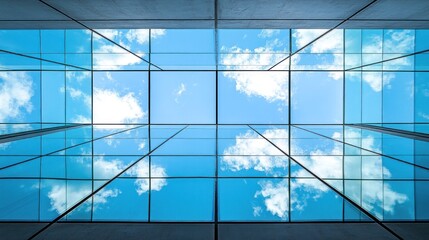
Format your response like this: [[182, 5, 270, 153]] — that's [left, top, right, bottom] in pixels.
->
[[0, 28, 428, 239]]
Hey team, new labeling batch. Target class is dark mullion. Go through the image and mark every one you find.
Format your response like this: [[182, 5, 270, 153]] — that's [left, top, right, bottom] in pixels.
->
[[342, 28, 346, 223], [148, 28, 152, 223], [5, 68, 429, 73], [38, 29, 42, 222], [90, 30, 95, 222], [288, 28, 292, 223], [214, 0, 219, 238], [2, 176, 427, 181]]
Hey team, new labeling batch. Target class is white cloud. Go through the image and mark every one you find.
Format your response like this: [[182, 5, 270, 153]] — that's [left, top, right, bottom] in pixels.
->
[[93, 29, 165, 70], [293, 29, 343, 53], [125, 29, 166, 44], [128, 161, 168, 194], [105, 72, 114, 81], [223, 129, 410, 220], [48, 183, 120, 214], [68, 87, 84, 99], [66, 71, 91, 83], [94, 157, 125, 179], [174, 83, 186, 103], [94, 29, 120, 41], [417, 112, 429, 120], [253, 206, 262, 217], [258, 29, 281, 38], [384, 30, 414, 53], [94, 156, 167, 195], [255, 180, 289, 220], [92, 189, 121, 211], [65, 76, 146, 126], [223, 69, 288, 103], [48, 184, 68, 214], [47, 157, 169, 213], [220, 30, 289, 104], [138, 141, 146, 150], [293, 29, 343, 80], [93, 89, 145, 124], [363, 34, 382, 53], [0, 142, 11, 150], [0, 71, 34, 122], [222, 129, 288, 175], [362, 72, 395, 92], [93, 44, 143, 70]]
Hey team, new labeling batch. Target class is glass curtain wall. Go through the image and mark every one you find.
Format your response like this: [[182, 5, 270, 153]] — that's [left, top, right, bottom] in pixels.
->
[[0, 29, 428, 228]]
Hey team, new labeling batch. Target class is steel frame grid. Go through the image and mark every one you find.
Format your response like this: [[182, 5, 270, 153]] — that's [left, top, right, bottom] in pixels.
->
[[1, 0, 429, 239]]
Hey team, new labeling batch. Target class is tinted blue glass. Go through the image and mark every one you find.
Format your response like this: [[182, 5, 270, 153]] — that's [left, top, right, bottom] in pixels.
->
[[40, 179, 66, 221], [362, 72, 382, 123], [291, 178, 343, 221], [416, 181, 429, 220], [382, 72, 414, 123], [383, 181, 415, 220], [41, 30, 65, 53], [0, 30, 40, 53], [219, 71, 288, 124], [1, 28, 429, 225], [415, 30, 429, 52], [93, 71, 148, 124], [66, 71, 91, 123], [151, 29, 214, 53], [151, 71, 215, 124], [0, 71, 41, 123], [0, 179, 39, 220], [415, 72, 429, 122], [42, 156, 65, 178], [219, 178, 289, 221], [150, 179, 214, 221], [93, 179, 149, 221], [151, 156, 215, 177], [345, 29, 361, 54], [292, 71, 343, 124], [66, 30, 91, 53]]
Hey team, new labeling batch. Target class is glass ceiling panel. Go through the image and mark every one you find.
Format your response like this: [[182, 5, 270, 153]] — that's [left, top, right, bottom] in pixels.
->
[[0, 27, 429, 240]]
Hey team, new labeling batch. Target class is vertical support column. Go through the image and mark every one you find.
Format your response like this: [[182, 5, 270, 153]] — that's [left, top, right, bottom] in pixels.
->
[[90, 30, 94, 221], [288, 28, 292, 222], [38, 29, 42, 222], [148, 28, 152, 223], [214, 0, 219, 238], [342, 28, 346, 222]]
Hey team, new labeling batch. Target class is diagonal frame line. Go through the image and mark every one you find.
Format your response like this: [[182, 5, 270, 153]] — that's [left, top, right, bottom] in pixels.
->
[[345, 48, 429, 71], [348, 123, 429, 142], [0, 125, 146, 171], [38, 0, 163, 71], [0, 49, 90, 71], [267, 0, 379, 71], [293, 125, 429, 172], [27, 125, 188, 240], [0, 124, 86, 144], [247, 125, 403, 240]]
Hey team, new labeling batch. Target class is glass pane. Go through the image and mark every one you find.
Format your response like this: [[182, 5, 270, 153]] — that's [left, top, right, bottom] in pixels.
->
[[151, 71, 215, 124], [150, 179, 214, 221]]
